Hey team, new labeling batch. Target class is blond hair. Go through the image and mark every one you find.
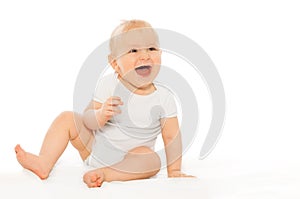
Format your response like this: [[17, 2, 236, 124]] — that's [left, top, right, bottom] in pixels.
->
[[109, 20, 158, 56]]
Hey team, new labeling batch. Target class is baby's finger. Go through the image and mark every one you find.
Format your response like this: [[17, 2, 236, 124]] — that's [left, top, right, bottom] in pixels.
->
[[106, 106, 121, 113], [104, 108, 121, 117], [113, 107, 122, 114], [106, 97, 123, 106]]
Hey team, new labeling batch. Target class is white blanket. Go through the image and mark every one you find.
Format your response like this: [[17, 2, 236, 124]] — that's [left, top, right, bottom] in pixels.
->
[[1, 158, 299, 199]]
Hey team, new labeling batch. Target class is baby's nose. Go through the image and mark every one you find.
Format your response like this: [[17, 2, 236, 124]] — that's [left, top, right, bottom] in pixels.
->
[[139, 49, 150, 59]]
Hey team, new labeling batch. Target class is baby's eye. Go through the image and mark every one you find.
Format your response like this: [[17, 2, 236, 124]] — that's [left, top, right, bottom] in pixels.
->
[[128, 49, 138, 53], [148, 47, 158, 51]]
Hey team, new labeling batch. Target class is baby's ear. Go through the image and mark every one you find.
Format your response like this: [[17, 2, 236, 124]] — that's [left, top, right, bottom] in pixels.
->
[[108, 54, 116, 67], [108, 54, 119, 71]]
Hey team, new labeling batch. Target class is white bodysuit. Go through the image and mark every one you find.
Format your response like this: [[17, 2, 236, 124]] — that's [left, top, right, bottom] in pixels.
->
[[86, 73, 177, 168]]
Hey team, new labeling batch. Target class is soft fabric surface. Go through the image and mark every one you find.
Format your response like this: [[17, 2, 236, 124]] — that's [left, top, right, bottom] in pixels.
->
[[1, 158, 299, 199]]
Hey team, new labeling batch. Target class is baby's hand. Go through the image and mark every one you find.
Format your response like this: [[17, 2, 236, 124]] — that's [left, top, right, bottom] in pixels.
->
[[97, 96, 123, 122], [83, 169, 105, 188], [168, 170, 196, 178]]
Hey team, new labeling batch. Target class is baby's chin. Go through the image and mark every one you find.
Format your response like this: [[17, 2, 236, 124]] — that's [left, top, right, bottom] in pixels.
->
[[136, 81, 154, 89], [129, 78, 154, 89], [119, 75, 155, 92], [120, 70, 158, 87]]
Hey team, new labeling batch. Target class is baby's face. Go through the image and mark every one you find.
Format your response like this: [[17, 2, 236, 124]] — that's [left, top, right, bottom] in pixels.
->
[[111, 28, 161, 89]]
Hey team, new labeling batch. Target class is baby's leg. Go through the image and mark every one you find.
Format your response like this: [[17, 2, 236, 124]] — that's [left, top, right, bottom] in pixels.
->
[[15, 111, 93, 179], [83, 146, 161, 187]]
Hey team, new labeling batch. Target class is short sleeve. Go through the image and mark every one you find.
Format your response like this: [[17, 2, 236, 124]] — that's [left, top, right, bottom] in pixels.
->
[[160, 89, 178, 118], [93, 74, 115, 103]]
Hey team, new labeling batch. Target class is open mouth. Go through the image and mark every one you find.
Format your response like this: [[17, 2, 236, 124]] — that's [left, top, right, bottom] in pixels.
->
[[135, 65, 152, 77]]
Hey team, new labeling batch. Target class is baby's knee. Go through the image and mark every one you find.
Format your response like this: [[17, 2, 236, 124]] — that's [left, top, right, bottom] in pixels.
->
[[57, 111, 74, 121], [57, 111, 82, 125], [128, 146, 161, 172]]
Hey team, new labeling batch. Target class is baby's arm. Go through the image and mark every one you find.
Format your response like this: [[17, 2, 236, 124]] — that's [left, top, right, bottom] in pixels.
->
[[161, 117, 194, 177], [83, 96, 123, 130]]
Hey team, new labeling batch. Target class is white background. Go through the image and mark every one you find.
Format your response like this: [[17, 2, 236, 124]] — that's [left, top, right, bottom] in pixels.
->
[[0, 0, 299, 173]]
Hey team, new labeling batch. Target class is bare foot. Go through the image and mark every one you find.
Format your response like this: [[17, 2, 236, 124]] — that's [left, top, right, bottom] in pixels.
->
[[83, 168, 105, 188], [15, 144, 50, 180]]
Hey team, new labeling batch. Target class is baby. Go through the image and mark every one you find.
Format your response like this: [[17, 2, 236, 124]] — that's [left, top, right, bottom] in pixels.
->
[[15, 19, 193, 188]]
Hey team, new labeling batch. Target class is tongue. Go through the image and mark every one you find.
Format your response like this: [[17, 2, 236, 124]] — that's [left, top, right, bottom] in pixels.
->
[[135, 67, 151, 76]]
